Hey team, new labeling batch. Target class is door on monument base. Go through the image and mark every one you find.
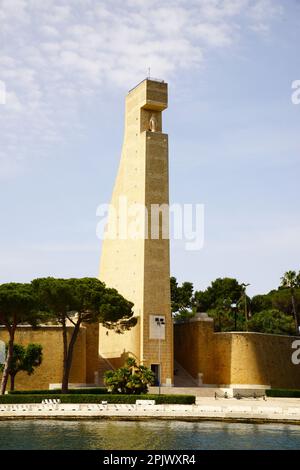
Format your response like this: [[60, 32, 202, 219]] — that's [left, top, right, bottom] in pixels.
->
[[151, 364, 160, 386]]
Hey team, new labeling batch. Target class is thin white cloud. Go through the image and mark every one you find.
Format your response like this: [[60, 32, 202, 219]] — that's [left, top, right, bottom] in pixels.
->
[[33, 243, 99, 253], [0, 0, 283, 178], [191, 22, 234, 47], [248, 0, 283, 33]]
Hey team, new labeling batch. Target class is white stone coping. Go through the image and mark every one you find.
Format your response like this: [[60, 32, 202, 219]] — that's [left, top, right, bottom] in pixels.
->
[[136, 400, 156, 406], [1, 399, 300, 423]]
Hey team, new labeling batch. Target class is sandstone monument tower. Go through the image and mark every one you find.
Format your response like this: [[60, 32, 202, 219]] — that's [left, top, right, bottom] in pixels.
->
[[99, 79, 173, 386]]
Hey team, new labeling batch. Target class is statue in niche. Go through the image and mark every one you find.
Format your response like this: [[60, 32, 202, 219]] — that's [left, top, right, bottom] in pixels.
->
[[149, 113, 158, 132]]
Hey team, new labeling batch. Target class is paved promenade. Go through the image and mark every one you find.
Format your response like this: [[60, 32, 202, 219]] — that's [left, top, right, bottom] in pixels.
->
[[1, 398, 300, 423]]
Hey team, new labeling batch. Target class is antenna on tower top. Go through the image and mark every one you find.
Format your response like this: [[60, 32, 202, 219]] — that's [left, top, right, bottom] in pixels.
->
[[147, 67, 151, 79]]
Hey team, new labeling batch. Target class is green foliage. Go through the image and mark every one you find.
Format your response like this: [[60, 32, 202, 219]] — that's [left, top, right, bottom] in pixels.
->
[[173, 308, 196, 322], [280, 270, 300, 332], [9, 388, 108, 395], [248, 309, 295, 335], [0, 393, 195, 404], [171, 273, 300, 335], [0, 283, 40, 326], [280, 270, 300, 289], [191, 277, 248, 332], [251, 288, 300, 318], [251, 295, 273, 314], [170, 277, 194, 320], [0, 343, 43, 376], [19, 344, 43, 375], [0, 283, 46, 394], [194, 278, 245, 312], [248, 270, 300, 335], [192, 290, 212, 313], [31, 277, 135, 329], [31, 277, 136, 393], [0, 343, 43, 392], [266, 389, 300, 398], [104, 358, 155, 394], [207, 306, 246, 332], [270, 289, 300, 316]]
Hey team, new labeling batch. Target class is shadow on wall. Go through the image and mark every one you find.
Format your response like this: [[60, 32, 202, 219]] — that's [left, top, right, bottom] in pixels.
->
[[0, 326, 87, 391], [227, 332, 300, 389], [174, 315, 232, 386], [100, 349, 139, 370], [174, 315, 300, 388]]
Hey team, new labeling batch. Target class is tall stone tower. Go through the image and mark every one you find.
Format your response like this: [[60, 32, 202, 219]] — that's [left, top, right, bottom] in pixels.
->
[[99, 78, 173, 386]]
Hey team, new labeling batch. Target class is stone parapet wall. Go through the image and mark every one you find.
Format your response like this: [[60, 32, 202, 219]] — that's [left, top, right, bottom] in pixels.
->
[[174, 319, 300, 389], [0, 326, 87, 390]]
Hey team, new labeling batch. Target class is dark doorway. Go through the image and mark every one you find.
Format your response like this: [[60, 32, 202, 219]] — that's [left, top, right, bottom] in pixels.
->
[[151, 364, 160, 386]]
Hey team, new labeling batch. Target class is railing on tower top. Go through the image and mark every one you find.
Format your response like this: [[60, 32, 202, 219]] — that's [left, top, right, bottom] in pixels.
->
[[128, 77, 165, 93]]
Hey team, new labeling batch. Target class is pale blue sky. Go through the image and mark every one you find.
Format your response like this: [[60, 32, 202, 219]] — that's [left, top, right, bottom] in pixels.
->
[[0, 0, 300, 296]]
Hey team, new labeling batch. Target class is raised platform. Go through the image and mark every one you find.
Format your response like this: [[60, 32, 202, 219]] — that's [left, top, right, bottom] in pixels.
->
[[149, 385, 270, 398], [1, 398, 300, 424], [48, 384, 270, 398]]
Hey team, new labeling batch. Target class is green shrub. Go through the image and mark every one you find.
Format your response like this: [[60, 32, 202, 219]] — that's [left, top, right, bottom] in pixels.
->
[[0, 393, 195, 405], [0, 394, 62, 404], [9, 388, 108, 395], [146, 394, 195, 405], [266, 388, 300, 398], [104, 358, 155, 394]]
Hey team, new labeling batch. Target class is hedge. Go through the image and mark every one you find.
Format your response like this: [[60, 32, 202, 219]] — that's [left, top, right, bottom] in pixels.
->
[[9, 388, 108, 395], [0, 394, 195, 405], [266, 389, 300, 398]]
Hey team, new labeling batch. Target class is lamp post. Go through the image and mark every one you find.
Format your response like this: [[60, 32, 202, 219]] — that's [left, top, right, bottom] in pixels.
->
[[155, 316, 165, 395], [231, 303, 237, 331], [241, 283, 250, 331]]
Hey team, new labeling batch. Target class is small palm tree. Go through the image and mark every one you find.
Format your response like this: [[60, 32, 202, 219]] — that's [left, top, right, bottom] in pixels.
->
[[104, 358, 155, 394], [126, 357, 137, 375], [281, 270, 300, 334], [139, 365, 155, 387]]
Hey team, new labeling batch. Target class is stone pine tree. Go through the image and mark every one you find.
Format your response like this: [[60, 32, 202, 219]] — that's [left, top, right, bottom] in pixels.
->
[[32, 277, 136, 393], [0, 283, 41, 395], [170, 277, 194, 319]]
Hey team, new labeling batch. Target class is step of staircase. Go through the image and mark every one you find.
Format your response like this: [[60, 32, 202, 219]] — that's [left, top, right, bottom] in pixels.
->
[[98, 356, 115, 386], [149, 386, 219, 397], [173, 360, 199, 387]]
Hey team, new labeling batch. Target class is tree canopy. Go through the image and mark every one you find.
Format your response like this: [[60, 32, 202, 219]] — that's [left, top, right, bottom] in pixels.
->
[[0, 283, 43, 395], [248, 309, 295, 336], [31, 277, 136, 393], [193, 277, 245, 312], [171, 271, 300, 336], [170, 277, 194, 320], [0, 283, 40, 328]]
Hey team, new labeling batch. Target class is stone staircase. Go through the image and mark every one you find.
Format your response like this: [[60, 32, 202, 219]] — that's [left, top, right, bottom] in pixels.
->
[[97, 357, 219, 397], [98, 356, 115, 386], [173, 360, 199, 387]]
